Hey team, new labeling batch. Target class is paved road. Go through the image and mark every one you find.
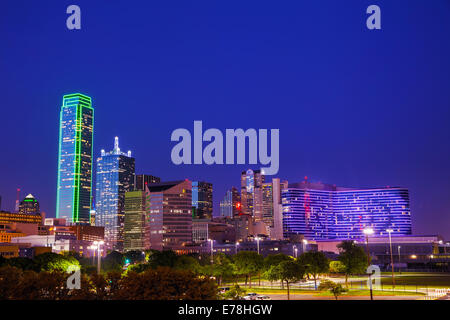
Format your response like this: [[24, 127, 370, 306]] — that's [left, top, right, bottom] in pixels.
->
[[266, 294, 424, 300]]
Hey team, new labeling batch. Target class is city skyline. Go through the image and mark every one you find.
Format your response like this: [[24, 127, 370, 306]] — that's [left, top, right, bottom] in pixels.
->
[[1, 1, 450, 239]]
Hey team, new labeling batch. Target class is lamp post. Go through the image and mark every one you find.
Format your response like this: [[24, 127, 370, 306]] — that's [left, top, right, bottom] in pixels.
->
[[255, 237, 261, 255], [302, 239, 308, 254], [363, 227, 374, 300], [398, 246, 401, 274], [386, 229, 395, 288], [88, 245, 97, 266], [208, 239, 214, 263], [235, 242, 240, 255], [93, 241, 104, 274], [294, 246, 298, 258]]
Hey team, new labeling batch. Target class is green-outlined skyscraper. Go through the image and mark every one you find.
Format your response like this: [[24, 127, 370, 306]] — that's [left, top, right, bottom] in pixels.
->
[[56, 93, 94, 225]]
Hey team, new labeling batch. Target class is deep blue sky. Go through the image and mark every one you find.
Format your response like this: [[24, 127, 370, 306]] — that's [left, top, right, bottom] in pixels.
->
[[1, 1, 449, 238]]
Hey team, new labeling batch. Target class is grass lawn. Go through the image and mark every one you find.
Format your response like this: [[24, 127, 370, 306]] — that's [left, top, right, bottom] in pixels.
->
[[238, 287, 425, 297], [379, 273, 450, 288]]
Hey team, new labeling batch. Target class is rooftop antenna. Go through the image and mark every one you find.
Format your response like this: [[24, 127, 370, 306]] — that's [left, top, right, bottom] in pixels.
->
[[15, 188, 20, 212], [114, 136, 120, 154]]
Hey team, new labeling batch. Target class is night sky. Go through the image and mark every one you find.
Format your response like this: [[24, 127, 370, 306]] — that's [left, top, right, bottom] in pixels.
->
[[1, 1, 449, 238]]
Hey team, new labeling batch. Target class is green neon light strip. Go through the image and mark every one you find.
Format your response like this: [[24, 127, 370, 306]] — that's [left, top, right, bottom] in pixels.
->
[[55, 105, 64, 219], [73, 102, 82, 223]]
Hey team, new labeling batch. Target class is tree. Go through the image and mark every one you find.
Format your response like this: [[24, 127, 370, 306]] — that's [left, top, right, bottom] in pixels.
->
[[337, 241, 368, 288], [318, 279, 347, 300], [297, 251, 329, 290], [4, 257, 38, 272], [268, 260, 304, 300], [34, 252, 79, 272], [124, 250, 146, 264], [147, 250, 178, 269], [263, 253, 292, 271], [111, 267, 218, 300], [222, 285, 246, 300], [102, 251, 124, 272], [329, 260, 346, 274], [233, 251, 263, 288], [174, 255, 201, 273], [0, 266, 22, 299], [209, 253, 235, 285]]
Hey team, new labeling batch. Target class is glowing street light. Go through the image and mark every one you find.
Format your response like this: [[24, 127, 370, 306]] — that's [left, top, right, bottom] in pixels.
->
[[88, 244, 97, 265], [386, 229, 395, 288], [93, 240, 104, 273], [363, 227, 374, 300], [208, 239, 214, 263], [235, 241, 240, 255], [302, 239, 308, 253], [294, 246, 298, 258], [255, 237, 261, 255]]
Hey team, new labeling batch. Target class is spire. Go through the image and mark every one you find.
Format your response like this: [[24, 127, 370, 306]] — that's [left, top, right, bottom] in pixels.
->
[[114, 136, 120, 154]]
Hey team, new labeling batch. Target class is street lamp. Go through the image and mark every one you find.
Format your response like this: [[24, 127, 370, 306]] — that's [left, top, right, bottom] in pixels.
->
[[255, 237, 261, 255], [208, 239, 214, 263], [386, 229, 395, 288], [363, 227, 374, 300], [294, 246, 298, 258], [88, 245, 97, 265], [93, 240, 104, 274], [398, 246, 401, 274], [302, 239, 308, 253], [235, 242, 240, 255]]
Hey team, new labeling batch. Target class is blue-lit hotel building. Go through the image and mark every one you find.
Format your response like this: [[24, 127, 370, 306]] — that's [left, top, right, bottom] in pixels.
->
[[95, 137, 135, 251], [282, 180, 412, 240], [56, 93, 94, 225]]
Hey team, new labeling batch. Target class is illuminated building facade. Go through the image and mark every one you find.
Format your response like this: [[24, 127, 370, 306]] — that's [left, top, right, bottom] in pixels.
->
[[134, 174, 161, 191], [282, 180, 412, 240], [219, 187, 240, 218], [240, 169, 264, 220], [18, 194, 40, 216], [0, 211, 42, 225], [192, 181, 213, 219], [146, 180, 192, 251], [56, 93, 94, 225], [95, 137, 135, 251], [123, 190, 147, 251]]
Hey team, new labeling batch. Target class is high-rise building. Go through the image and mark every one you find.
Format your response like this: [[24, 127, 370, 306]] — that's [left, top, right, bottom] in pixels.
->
[[146, 180, 192, 251], [18, 194, 40, 216], [123, 190, 147, 252], [192, 181, 213, 219], [270, 178, 288, 240], [282, 180, 412, 241], [95, 137, 135, 252], [240, 169, 264, 219], [219, 187, 240, 218], [134, 174, 161, 191], [56, 93, 94, 225]]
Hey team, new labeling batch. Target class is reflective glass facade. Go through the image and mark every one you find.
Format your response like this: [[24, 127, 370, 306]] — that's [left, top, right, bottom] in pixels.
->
[[56, 93, 94, 225], [95, 138, 135, 251], [192, 181, 213, 219], [282, 182, 412, 240]]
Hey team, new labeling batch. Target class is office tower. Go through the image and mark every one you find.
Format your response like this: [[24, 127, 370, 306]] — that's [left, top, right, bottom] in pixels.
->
[[123, 190, 147, 252], [282, 180, 412, 240], [146, 180, 192, 251], [219, 187, 240, 218], [192, 181, 213, 219], [18, 194, 40, 216], [95, 137, 135, 252], [134, 174, 161, 191], [56, 93, 94, 225], [270, 178, 288, 240], [240, 169, 264, 219], [0, 211, 42, 225], [89, 209, 96, 226]]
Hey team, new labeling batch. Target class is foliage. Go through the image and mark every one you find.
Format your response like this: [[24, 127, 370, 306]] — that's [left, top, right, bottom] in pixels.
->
[[174, 255, 201, 273], [124, 250, 146, 264], [266, 260, 305, 300], [297, 251, 329, 289], [263, 254, 292, 271], [33, 252, 80, 272], [205, 253, 235, 285], [147, 250, 178, 269], [233, 251, 264, 287], [222, 285, 246, 300], [337, 241, 368, 287], [329, 260, 346, 274], [102, 251, 124, 272], [318, 279, 347, 300]]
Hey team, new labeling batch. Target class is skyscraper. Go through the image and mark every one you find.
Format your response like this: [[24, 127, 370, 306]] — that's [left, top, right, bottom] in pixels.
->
[[134, 174, 161, 191], [219, 187, 240, 218], [192, 181, 213, 219], [56, 93, 94, 225], [282, 180, 412, 240], [95, 137, 135, 251], [124, 190, 147, 252], [240, 169, 264, 219], [18, 194, 40, 216], [146, 180, 192, 251]]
